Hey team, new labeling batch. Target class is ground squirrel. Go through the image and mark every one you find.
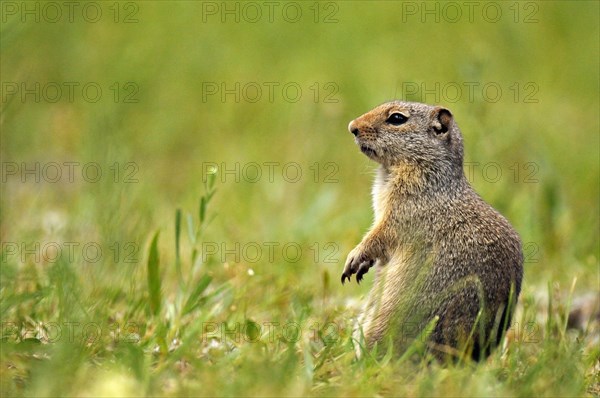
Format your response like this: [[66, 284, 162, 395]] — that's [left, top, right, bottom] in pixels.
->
[[341, 101, 523, 360]]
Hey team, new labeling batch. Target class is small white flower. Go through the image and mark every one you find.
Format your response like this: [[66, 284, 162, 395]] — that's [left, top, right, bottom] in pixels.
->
[[42, 210, 66, 235]]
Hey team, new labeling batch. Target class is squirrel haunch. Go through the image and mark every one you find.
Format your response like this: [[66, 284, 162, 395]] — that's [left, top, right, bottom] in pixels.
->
[[342, 101, 523, 361]]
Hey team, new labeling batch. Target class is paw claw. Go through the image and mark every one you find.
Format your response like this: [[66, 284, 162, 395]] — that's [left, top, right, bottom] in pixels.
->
[[342, 246, 378, 285], [355, 259, 374, 284]]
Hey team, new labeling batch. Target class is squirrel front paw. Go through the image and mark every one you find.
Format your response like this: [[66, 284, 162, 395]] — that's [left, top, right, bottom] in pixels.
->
[[341, 245, 379, 284]]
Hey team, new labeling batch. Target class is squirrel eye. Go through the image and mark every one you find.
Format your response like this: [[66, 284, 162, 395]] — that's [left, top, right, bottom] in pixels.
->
[[386, 113, 408, 125]]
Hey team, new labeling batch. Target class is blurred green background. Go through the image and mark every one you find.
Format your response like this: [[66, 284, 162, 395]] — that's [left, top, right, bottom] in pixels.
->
[[1, 1, 598, 396]]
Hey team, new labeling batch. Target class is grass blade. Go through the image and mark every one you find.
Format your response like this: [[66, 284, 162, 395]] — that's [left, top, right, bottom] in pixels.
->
[[186, 213, 195, 245], [182, 274, 213, 316], [199, 196, 206, 224], [398, 315, 439, 363], [175, 208, 182, 282], [147, 231, 162, 316]]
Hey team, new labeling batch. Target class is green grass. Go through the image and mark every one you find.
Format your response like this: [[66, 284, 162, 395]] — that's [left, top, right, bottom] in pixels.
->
[[1, 1, 599, 396]]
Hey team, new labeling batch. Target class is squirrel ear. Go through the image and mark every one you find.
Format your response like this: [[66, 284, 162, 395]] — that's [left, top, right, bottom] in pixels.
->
[[432, 107, 453, 135]]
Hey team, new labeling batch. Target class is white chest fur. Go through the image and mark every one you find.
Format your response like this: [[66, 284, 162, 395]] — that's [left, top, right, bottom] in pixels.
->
[[371, 166, 390, 223]]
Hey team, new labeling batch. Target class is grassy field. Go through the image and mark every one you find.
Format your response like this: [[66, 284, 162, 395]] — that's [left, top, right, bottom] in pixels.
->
[[1, 1, 599, 396]]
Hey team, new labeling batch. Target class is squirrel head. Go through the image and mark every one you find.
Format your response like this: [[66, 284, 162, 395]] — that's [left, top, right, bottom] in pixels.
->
[[348, 101, 464, 174]]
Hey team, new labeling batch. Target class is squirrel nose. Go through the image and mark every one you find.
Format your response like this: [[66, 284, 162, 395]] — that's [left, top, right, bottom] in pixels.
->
[[348, 121, 359, 136]]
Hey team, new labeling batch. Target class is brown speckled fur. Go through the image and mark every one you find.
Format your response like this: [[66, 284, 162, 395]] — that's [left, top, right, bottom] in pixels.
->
[[341, 101, 523, 361]]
